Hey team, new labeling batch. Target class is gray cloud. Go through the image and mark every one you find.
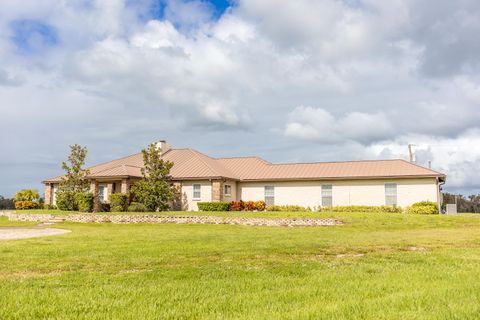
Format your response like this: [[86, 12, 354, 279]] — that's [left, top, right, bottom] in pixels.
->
[[1, 0, 480, 197]]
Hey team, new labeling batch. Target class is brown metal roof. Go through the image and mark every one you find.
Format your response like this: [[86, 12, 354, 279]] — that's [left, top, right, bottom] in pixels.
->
[[44, 148, 445, 183]]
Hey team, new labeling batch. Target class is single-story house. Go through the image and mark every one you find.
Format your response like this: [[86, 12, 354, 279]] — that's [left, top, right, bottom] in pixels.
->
[[43, 141, 446, 211]]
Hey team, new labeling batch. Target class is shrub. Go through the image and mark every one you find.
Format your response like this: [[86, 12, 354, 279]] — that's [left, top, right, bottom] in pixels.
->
[[266, 205, 310, 212], [14, 189, 40, 202], [321, 205, 403, 213], [43, 204, 56, 210], [254, 201, 266, 211], [407, 201, 438, 215], [128, 202, 148, 212], [74, 192, 94, 212], [56, 191, 77, 211], [197, 202, 230, 211], [244, 201, 256, 211], [100, 203, 111, 213], [110, 193, 129, 212], [14, 201, 41, 210], [230, 200, 244, 211]]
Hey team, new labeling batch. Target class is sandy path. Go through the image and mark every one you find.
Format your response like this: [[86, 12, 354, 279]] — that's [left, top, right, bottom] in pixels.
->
[[0, 228, 71, 240]]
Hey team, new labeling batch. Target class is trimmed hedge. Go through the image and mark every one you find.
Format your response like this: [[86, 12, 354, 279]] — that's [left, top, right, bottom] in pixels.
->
[[110, 193, 129, 212], [407, 201, 438, 215], [56, 191, 77, 211], [198, 202, 230, 211], [14, 201, 41, 210], [128, 202, 148, 212], [322, 205, 403, 213], [266, 205, 311, 212], [74, 192, 94, 212]]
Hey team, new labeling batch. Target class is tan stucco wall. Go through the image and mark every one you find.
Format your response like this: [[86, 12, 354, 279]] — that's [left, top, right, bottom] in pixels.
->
[[223, 180, 237, 202], [238, 178, 439, 208], [181, 180, 212, 211]]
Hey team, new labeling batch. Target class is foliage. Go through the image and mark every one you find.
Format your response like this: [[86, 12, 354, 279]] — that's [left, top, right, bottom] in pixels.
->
[[322, 205, 403, 213], [43, 204, 57, 210], [254, 201, 266, 211], [0, 196, 15, 210], [407, 201, 439, 215], [14, 201, 41, 210], [110, 193, 129, 212], [267, 205, 311, 212], [58, 144, 90, 210], [442, 193, 480, 213], [197, 202, 230, 211], [131, 143, 175, 211], [100, 203, 111, 213], [56, 191, 77, 211], [128, 202, 148, 212], [229, 200, 244, 211], [14, 189, 40, 202], [74, 192, 94, 212]]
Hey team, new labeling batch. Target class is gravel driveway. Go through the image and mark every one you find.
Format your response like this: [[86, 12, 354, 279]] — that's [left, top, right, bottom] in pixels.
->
[[0, 228, 71, 240]]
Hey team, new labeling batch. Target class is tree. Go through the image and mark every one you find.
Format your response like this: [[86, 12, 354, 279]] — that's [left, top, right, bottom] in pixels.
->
[[0, 196, 15, 210], [131, 143, 175, 211], [57, 144, 90, 211], [14, 189, 40, 202]]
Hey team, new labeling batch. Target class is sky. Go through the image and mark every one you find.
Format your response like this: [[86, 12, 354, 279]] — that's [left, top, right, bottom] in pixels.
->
[[1, 0, 480, 197]]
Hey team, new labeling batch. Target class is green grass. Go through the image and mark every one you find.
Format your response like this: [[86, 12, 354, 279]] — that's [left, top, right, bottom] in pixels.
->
[[1, 213, 480, 319]]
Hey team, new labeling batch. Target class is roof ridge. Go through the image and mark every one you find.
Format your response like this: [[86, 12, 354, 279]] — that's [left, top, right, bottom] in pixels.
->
[[266, 158, 409, 166], [187, 148, 239, 179], [217, 155, 271, 163], [397, 159, 445, 175]]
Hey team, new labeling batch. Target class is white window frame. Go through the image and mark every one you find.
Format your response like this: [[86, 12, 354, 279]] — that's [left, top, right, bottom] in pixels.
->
[[193, 184, 201, 200], [224, 184, 232, 197], [385, 183, 398, 206], [98, 184, 107, 203], [265, 186, 275, 206], [321, 185, 333, 207]]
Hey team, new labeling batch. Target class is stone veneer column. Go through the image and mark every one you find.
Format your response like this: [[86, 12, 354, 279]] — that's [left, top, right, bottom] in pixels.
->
[[106, 183, 114, 203], [90, 180, 100, 212], [121, 178, 130, 194], [172, 182, 182, 210], [44, 183, 53, 206], [211, 180, 224, 202]]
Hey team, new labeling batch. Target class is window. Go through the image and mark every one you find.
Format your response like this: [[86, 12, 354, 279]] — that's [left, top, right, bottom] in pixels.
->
[[193, 184, 201, 200], [98, 185, 107, 203], [265, 186, 275, 206], [224, 184, 232, 196], [385, 183, 397, 206], [322, 185, 333, 207]]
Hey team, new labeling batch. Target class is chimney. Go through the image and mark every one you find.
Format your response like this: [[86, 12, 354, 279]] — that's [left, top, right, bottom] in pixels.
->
[[155, 140, 171, 155]]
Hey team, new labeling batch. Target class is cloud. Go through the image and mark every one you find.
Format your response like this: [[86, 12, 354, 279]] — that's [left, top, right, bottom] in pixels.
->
[[1, 0, 480, 196], [285, 106, 394, 144]]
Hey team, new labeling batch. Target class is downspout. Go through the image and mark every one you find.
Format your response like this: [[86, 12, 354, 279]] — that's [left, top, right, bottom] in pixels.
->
[[437, 178, 446, 214]]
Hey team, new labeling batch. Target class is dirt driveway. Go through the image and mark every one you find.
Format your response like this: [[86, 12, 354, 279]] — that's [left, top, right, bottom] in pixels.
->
[[0, 228, 71, 240]]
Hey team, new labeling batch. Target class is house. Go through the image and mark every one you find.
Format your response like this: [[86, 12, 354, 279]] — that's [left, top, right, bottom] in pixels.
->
[[43, 141, 446, 211]]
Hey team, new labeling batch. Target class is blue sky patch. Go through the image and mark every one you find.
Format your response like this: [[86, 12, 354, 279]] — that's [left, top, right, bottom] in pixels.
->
[[145, 0, 232, 21], [10, 19, 58, 54]]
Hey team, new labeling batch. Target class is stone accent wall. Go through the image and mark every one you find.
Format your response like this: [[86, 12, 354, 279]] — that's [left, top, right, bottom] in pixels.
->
[[90, 180, 100, 212], [0, 212, 342, 227], [211, 180, 224, 202], [44, 184, 52, 206]]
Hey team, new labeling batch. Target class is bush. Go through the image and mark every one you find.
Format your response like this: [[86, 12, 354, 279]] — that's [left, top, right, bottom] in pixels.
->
[[14, 189, 40, 202], [407, 201, 438, 215], [321, 205, 403, 213], [229, 201, 244, 211], [128, 202, 148, 212], [44, 204, 57, 210], [110, 193, 129, 212], [74, 192, 94, 212], [266, 205, 310, 212], [56, 191, 78, 211], [254, 201, 266, 211], [100, 203, 111, 213], [243, 201, 256, 211], [14, 201, 41, 210], [197, 202, 230, 211]]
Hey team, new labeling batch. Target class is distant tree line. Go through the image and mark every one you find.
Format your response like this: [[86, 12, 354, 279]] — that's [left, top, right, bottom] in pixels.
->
[[0, 195, 15, 210], [443, 193, 480, 213]]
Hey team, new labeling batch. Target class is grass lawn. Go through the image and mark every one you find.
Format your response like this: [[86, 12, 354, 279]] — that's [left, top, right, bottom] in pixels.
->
[[1, 213, 480, 319]]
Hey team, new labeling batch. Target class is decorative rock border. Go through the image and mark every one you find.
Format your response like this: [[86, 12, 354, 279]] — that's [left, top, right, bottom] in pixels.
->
[[0, 211, 342, 227]]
